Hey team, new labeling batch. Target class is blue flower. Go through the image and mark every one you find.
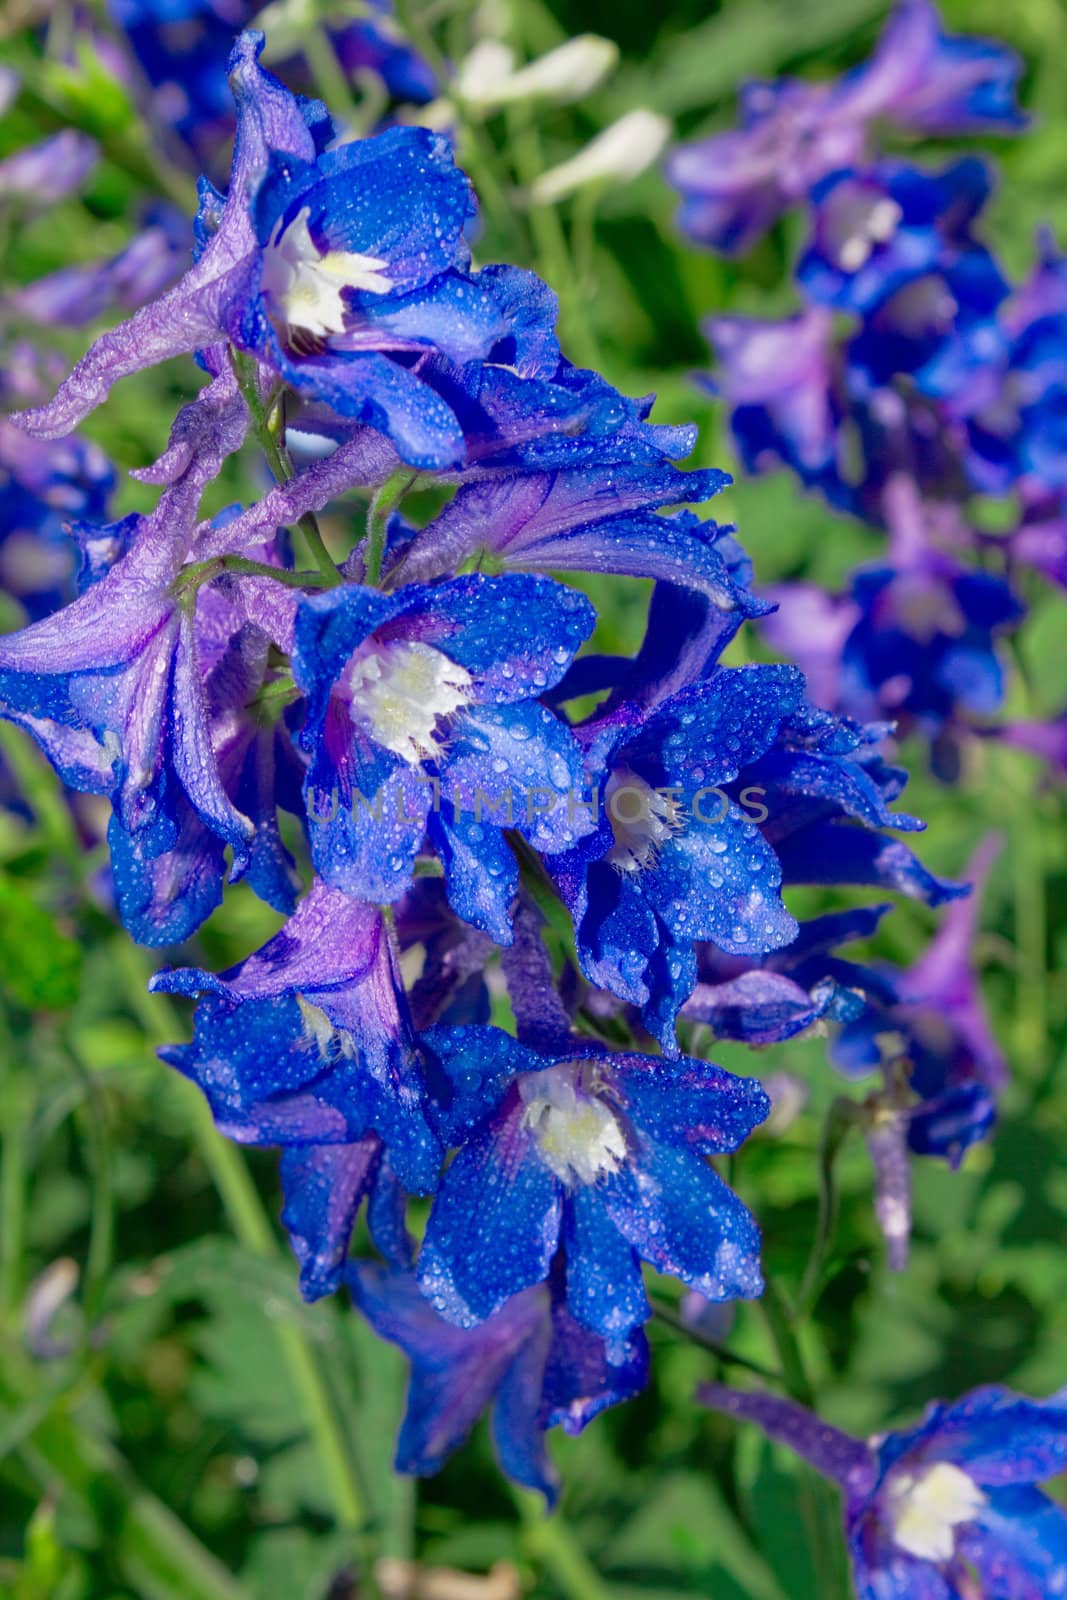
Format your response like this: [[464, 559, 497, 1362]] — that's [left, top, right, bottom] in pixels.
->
[[414, 1022, 769, 1339], [798, 159, 1007, 329], [16, 34, 556, 471], [666, 0, 1025, 256], [152, 878, 443, 1200], [352, 1261, 648, 1505], [0, 418, 115, 622], [763, 478, 1025, 779], [291, 573, 597, 933], [700, 1382, 1067, 1599], [682, 904, 895, 1047]]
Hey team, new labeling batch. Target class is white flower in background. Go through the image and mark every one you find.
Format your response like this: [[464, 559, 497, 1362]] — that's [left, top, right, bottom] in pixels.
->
[[456, 34, 619, 110], [532, 109, 671, 203]]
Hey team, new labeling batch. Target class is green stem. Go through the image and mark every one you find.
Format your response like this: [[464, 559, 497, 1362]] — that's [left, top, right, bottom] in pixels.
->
[[759, 1278, 813, 1408], [303, 24, 357, 117], [760, 1278, 849, 1598], [512, 1489, 608, 1600], [506, 107, 599, 370], [650, 1303, 784, 1384], [797, 1098, 855, 1316], [363, 469, 417, 586], [114, 946, 379, 1575], [174, 554, 334, 597], [229, 349, 342, 586]]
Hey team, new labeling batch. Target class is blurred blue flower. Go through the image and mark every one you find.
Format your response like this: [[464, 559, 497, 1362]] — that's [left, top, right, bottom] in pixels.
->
[[700, 1381, 1067, 1599]]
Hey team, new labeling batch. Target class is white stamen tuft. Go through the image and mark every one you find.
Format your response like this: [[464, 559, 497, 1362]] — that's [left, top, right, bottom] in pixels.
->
[[886, 1461, 986, 1563], [350, 640, 472, 765], [262, 207, 392, 338], [521, 1063, 627, 1186], [606, 769, 683, 873]]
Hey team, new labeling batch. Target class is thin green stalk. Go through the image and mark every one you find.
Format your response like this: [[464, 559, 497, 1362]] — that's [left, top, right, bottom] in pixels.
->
[[505, 107, 599, 370], [173, 554, 335, 597], [512, 1489, 608, 1600], [363, 469, 417, 586], [650, 1303, 784, 1384], [303, 24, 357, 117], [797, 1098, 855, 1316], [760, 1278, 849, 1599], [114, 945, 380, 1579], [229, 349, 342, 586], [392, 1, 516, 243]]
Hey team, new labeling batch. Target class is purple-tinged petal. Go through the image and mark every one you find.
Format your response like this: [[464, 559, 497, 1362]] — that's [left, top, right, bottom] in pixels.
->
[[0, 130, 98, 204], [351, 1265, 549, 1485], [500, 895, 573, 1051], [698, 1383, 872, 1489]]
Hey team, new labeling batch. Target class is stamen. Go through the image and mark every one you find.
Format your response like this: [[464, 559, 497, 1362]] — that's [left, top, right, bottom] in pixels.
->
[[520, 1062, 627, 1186], [350, 640, 472, 765], [606, 769, 683, 873], [262, 207, 393, 339], [886, 1462, 986, 1562]]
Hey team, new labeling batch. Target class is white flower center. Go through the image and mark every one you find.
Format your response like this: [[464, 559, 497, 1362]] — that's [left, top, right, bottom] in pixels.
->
[[886, 1461, 986, 1563], [520, 1063, 627, 1186], [606, 769, 683, 873], [837, 197, 903, 273], [297, 996, 355, 1058], [262, 207, 392, 338], [350, 640, 473, 765]]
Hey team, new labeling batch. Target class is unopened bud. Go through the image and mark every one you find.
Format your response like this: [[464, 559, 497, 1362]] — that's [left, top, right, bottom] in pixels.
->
[[532, 109, 671, 204]]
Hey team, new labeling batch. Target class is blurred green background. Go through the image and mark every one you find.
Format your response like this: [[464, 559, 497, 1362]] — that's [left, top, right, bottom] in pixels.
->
[[2, 1, 1066, 1596]]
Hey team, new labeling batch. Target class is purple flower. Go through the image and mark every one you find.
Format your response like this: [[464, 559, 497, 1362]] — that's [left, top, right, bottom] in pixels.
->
[[666, 0, 1026, 256], [682, 904, 895, 1048], [699, 1383, 1067, 1598], [705, 308, 839, 485], [7, 207, 189, 329], [0, 418, 115, 621], [351, 1261, 648, 1504], [15, 34, 554, 471], [834, 835, 1006, 1168], [152, 877, 443, 1200], [0, 130, 99, 206], [797, 158, 1007, 329]]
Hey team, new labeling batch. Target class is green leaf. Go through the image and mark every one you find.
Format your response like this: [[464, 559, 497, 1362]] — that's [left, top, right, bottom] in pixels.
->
[[0, 875, 82, 1011]]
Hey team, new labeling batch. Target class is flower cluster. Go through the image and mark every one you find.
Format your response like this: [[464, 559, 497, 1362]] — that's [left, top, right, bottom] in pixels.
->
[[0, 26, 1018, 1517], [668, 0, 1067, 782]]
